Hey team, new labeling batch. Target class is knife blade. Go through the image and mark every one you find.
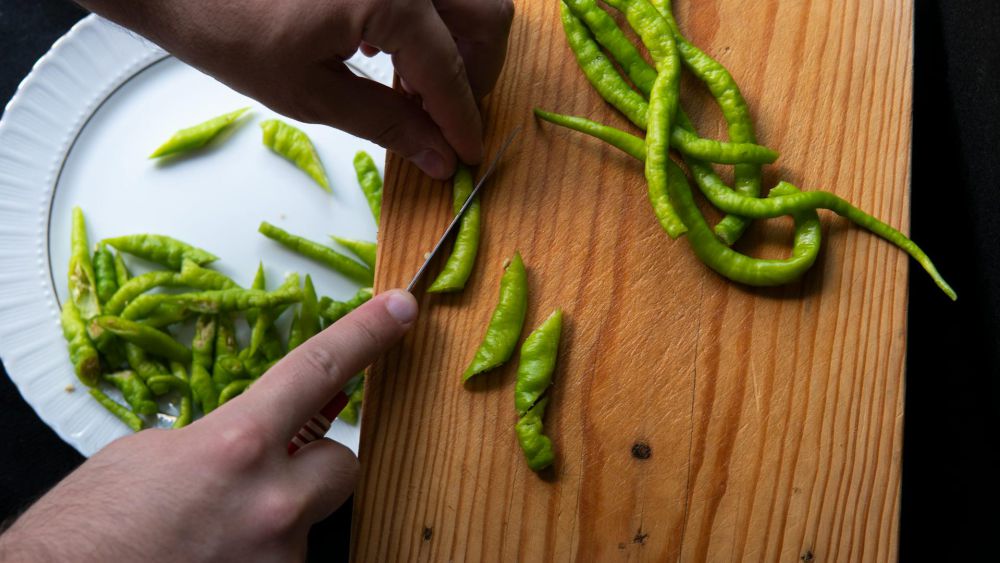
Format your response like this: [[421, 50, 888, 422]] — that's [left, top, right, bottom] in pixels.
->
[[406, 127, 521, 292]]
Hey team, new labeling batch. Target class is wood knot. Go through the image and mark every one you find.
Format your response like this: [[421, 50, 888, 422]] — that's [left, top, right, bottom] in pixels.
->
[[801, 550, 814, 561], [633, 529, 648, 545], [631, 442, 652, 460], [422, 527, 433, 541]]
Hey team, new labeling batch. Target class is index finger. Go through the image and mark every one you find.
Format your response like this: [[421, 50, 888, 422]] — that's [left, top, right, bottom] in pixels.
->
[[233, 290, 418, 443], [368, 2, 484, 165]]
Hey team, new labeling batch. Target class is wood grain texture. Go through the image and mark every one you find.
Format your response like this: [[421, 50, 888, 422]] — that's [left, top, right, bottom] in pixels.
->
[[353, 0, 913, 560]]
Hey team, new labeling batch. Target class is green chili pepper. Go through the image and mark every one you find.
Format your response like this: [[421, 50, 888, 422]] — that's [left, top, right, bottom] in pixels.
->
[[463, 252, 528, 380], [149, 107, 251, 159], [107, 257, 240, 320], [212, 314, 244, 388], [190, 314, 219, 414], [563, 0, 657, 100], [218, 379, 252, 405], [515, 397, 555, 471], [124, 342, 168, 382], [147, 374, 191, 396], [258, 222, 373, 285], [68, 207, 101, 320], [664, 160, 823, 286], [90, 315, 192, 364], [60, 300, 100, 387], [167, 361, 193, 428], [179, 259, 239, 290], [536, 108, 647, 160], [288, 274, 320, 350], [92, 244, 118, 305], [260, 119, 331, 192], [533, 108, 777, 165], [560, 1, 650, 129], [652, 0, 761, 244], [514, 309, 564, 416], [331, 236, 377, 271], [249, 273, 298, 357], [89, 388, 143, 432], [122, 286, 302, 323], [428, 164, 480, 293], [103, 234, 218, 270], [353, 151, 383, 223], [104, 370, 157, 416], [338, 373, 365, 425], [602, 0, 684, 238], [112, 251, 131, 287], [239, 347, 277, 379], [684, 171, 955, 298], [104, 271, 181, 316], [317, 288, 373, 325]]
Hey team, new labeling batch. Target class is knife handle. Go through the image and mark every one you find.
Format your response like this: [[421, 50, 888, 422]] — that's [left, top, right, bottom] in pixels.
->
[[287, 391, 348, 454]]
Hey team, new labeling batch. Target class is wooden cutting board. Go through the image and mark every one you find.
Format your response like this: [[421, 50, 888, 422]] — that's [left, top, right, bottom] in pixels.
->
[[353, 0, 913, 560]]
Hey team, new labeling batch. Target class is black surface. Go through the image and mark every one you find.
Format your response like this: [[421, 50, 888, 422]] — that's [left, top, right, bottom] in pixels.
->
[[0, 0, 996, 559]]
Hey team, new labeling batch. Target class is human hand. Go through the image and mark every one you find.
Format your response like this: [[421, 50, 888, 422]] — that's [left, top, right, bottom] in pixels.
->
[[78, 0, 515, 179], [0, 290, 418, 562]]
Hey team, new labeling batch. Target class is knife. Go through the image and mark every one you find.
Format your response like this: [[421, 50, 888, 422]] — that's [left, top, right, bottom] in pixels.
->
[[288, 128, 520, 454], [406, 127, 520, 292]]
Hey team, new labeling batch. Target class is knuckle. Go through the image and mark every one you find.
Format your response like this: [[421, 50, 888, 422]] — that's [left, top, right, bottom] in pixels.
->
[[349, 317, 385, 352], [444, 55, 469, 88], [371, 117, 417, 155], [297, 344, 346, 385], [212, 416, 270, 470], [254, 487, 305, 538]]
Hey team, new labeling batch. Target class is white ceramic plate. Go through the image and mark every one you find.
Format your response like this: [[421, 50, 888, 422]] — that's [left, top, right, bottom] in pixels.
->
[[0, 15, 391, 457]]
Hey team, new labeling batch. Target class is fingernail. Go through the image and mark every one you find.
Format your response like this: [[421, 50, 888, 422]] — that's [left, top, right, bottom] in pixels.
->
[[412, 149, 448, 179], [384, 290, 418, 325]]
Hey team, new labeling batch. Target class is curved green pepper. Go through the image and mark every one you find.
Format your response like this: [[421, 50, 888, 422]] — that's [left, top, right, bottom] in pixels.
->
[[353, 151, 383, 223], [514, 309, 563, 416], [104, 370, 157, 416], [103, 234, 217, 270], [150, 107, 251, 159], [60, 300, 100, 387], [515, 397, 555, 471], [89, 388, 143, 432], [463, 252, 528, 380], [261, 119, 331, 192], [317, 288, 373, 325], [91, 315, 192, 364], [338, 373, 365, 425], [190, 314, 218, 414], [331, 237, 377, 271], [258, 222, 373, 285], [69, 207, 101, 320], [218, 379, 253, 405], [92, 244, 118, 305], [288, 274, 320, 350], [428, 164, 480, 293]]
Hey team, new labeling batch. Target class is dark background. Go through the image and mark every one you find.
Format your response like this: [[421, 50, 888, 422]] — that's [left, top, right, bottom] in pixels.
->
[[0, 0, 996, 560]]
